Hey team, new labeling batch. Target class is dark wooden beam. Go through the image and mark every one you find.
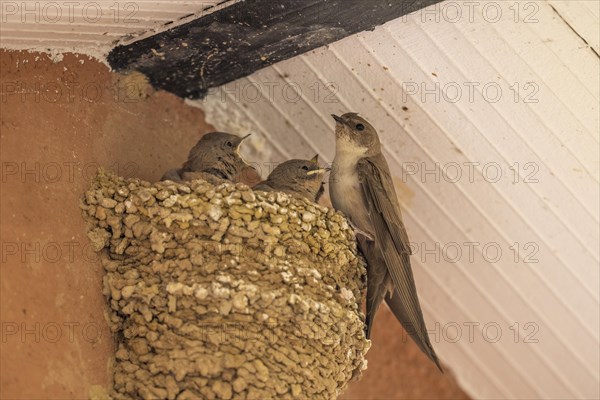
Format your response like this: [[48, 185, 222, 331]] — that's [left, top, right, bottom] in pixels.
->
[[108, 0, 442, 99]]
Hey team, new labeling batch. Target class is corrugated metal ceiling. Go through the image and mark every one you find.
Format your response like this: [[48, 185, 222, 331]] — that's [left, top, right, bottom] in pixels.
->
[[0, 0, 238, 58]]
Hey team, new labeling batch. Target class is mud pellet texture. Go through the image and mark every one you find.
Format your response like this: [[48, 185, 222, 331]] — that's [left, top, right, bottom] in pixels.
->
[[81, 170, 370, 400]]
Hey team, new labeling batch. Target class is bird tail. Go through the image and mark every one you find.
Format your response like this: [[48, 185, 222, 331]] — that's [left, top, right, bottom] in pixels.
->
[[364, 265, 389, 340], [359, 239, 391, 340], [359, 237, 443, 372], [385, 289, 444, 372]]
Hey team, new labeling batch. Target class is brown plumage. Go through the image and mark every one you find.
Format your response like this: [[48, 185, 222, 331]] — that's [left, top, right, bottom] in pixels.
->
[[253, 155, 328, 202], [161, 132, 253, 183], [329, 112, 442, 372]]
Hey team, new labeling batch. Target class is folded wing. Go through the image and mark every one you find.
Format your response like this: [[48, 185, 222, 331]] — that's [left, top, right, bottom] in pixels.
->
[[357, 156, 442, 371]]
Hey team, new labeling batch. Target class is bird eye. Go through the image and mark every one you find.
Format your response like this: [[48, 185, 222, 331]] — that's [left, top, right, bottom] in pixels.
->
[[355, 124, 365, 131], [226, 141, 233, 147], [301, 166, 309, 171]]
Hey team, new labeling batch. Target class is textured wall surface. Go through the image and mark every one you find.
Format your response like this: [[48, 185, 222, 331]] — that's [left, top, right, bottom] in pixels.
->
[[0, 50, 212, 398]]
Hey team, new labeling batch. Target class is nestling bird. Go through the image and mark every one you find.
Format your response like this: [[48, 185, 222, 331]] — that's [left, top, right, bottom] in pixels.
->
[[161, 132, 253, 183], [253, 155, 328, 202], [329, 112, 442, 371]]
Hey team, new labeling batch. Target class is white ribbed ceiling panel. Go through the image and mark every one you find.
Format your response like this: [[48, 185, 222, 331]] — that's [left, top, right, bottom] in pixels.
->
[[0, 0, 238, 59], [198, 1, 600, 399]]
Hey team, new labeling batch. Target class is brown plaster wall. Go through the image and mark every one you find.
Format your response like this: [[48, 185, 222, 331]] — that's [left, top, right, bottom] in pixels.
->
[[0, 49, 468, 400]]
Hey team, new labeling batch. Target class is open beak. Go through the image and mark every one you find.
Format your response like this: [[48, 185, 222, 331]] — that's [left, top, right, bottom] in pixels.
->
[[236, 134, 252, 157], [307, 168, 329, 176], [331, 114, 345, 124]]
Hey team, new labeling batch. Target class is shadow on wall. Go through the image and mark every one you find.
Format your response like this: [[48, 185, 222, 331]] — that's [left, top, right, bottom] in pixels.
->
[[0, 50, 468, 400]]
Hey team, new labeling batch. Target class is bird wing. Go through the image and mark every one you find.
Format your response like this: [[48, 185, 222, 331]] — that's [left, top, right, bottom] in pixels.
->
[[315, 182, 325, 203], [357, 235, 391, 340], [252, 181, 273, 192], [385, 288, 443, 371], [357, 155, 442, 371]]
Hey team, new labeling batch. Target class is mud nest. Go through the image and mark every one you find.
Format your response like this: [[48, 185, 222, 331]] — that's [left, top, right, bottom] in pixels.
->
[[81, 170, 370, 400]]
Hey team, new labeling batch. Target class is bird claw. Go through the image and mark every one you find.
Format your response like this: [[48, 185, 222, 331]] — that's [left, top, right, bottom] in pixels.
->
[[349, 220, 374, 241]]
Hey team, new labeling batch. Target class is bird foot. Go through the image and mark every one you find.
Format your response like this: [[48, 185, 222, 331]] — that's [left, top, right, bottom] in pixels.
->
[[349, 220, 374, 241]]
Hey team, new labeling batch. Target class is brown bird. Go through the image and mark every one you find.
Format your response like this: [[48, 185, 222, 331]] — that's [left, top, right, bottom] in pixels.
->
[[329, 112, 442, 371], [161, 132, 253, 183], [253, 155, 328, 202]]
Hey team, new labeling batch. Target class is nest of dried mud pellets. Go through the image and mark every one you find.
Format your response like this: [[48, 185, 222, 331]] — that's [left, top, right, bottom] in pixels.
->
[[81, 170, 370, 400]]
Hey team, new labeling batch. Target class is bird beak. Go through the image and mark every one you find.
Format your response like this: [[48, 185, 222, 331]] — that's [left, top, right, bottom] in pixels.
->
[[236, 134, 252, 157], [310, 154, 319, 163], [307, 168, 328, 176], [331, 114, 345, 124]]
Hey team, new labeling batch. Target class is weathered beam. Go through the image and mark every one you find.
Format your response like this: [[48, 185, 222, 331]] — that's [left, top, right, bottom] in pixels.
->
[[107, 0, 442, 99]]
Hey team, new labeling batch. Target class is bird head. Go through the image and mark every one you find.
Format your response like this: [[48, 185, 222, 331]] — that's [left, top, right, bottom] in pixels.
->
[[331, 113, 380, 153], [184, 132, 252, 180], [267, 158, 329, 200], [197, 131, 251, 155], [273, 159, 328, 182]]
